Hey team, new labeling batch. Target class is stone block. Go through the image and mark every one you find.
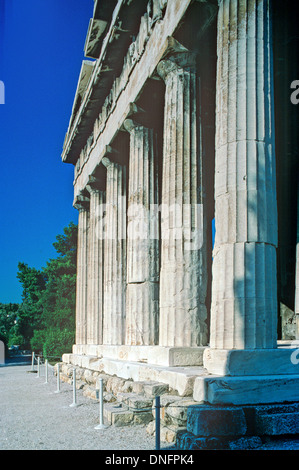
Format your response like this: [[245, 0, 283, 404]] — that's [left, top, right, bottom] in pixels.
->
[[131, 381, 146, 394], [83, 386, 97, 400], [104, 403, 134, 427], [193, 375, 299, 405], [128, 395, 153, 410], [165, 400, 198, 426], [106, 376, 126, 395], [160, 425, 186, 444], [251, 403, 299, 435], [133, 411, 154, 425], [203, 348, 299, 376], [189, 437, 225, 450], [146, 420, 156, 436], [228, 437, 263, 450], [95, 374, 110, 390], [187, 405, 247, 437], [143, 381, 169, 397]]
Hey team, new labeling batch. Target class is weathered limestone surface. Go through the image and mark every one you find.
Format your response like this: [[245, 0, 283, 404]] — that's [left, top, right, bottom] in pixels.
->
[[203, 347, 299, 376], [193, 374, 299, 405], [124, 120, 159, 346], [74, 202, 89, 345], [72, 343, 205, 367], [102, 158, 126, 345], [208, 0, 278, 354], [157, 54, 207, 347], [62, 352, 203, 396], [86, 183, 105, 345]]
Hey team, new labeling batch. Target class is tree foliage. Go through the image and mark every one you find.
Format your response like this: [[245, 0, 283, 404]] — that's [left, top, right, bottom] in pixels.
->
[[0, 222, 78, 357]]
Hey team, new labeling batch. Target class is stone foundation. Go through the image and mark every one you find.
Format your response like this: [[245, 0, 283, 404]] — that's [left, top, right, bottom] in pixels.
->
[[176, 403, 299, 450], [56, 360, 299, 447]]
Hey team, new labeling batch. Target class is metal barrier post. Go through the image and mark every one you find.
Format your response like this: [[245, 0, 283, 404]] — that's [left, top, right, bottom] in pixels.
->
[[155, 396, 161, 451], [70, 367, 79, 407], [31, 352, 35, 371], [44, 359, 48, 384], [55, 363, 61, 393], [36, 356, 40, 378], [95, 378, 108, 430]]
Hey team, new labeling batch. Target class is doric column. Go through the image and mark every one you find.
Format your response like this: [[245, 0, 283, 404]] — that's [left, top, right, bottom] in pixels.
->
[[124, 119, 159, 345], [74, 197, 90, 345], [102, 157, 127, 345], [157, 53, 208, 347], [86, 179, 105, 345], [209, 0, 277, 351]]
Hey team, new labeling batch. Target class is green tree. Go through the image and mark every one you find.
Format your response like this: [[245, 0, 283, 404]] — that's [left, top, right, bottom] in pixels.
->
[[0, 303, 19, 346], [29, 222, 78, 357]]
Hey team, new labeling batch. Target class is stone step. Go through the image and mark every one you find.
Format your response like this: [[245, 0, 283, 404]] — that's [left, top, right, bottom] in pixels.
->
[[186, 405, 247, 437], [104, 403, 153, 427], [255, 412, 299, 435], [63, 353, 204, 396], [176, 432, 263, 450], [194, 374, 299, 405]]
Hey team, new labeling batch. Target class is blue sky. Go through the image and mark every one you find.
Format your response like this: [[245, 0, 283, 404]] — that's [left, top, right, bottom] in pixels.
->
[[0, 0, 93, 303]]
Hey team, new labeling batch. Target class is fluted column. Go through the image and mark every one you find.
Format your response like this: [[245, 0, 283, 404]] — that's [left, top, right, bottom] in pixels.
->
[[209, 0, 277, 351], [102, 157, 127, 345], [74, 201, 89, 345], [86, 182, 105, 345], [157, 54, 208, 347], [124, 119, 159, 345]]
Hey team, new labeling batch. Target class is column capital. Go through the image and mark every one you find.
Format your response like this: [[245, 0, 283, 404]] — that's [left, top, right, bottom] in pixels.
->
[[123, 118, 150, 134], [73, 193, 90, 211], [157, 53, 196, 82], [101, 145, 120, 169], [86, 175, 102, 194]]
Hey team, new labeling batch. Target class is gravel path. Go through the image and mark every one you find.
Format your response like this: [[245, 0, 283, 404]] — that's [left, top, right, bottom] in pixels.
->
[[0, 362, 158, 450]]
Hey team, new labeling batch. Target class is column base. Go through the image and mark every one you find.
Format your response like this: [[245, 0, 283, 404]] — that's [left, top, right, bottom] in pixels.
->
[[73, 344, 205, 367], [203, 346, 299, 376]]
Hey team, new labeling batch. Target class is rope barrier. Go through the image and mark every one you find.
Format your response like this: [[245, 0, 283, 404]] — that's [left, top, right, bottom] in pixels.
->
[[28, 359, 195, 449]]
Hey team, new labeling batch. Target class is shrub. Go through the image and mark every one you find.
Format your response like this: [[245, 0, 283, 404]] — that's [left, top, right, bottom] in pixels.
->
[[43, 327, 75, 360]]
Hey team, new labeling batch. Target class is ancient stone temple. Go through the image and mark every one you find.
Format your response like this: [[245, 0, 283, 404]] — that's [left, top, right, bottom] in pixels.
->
[[61, 0, 299, 447]]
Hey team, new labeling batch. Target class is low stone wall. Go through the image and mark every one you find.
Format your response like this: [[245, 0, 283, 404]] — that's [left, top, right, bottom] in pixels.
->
[[55, 363, 299, 449], [55, 362, 199, 444]]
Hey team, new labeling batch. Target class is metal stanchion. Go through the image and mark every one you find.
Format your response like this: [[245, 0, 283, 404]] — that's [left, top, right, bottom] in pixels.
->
[[69, 367, 79, 407], [36, 356, 40, 378], [155, 396, 161, 451], [55, 363, 61, 393], [31, 352, 35, 371], [95, 378, 108, 430], [44, 359, 48, 384]]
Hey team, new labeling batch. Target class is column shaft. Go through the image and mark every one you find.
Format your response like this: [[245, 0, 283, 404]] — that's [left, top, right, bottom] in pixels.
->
[[157, 55, 208, 347], [86, 188, 105, 345], [103, 161, 126, 345], [125, 121, 159, 345], [75, 207, 89, 345], [210, 0, 277, 350]]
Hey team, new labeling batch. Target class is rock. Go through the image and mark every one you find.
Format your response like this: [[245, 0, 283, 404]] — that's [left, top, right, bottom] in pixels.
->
[[143, 382, 169, 398], [187, 405, 247, 437]]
